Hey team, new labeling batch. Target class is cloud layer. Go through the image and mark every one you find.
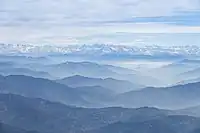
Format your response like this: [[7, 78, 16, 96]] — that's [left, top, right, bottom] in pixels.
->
[[0, 0, 200, 45]]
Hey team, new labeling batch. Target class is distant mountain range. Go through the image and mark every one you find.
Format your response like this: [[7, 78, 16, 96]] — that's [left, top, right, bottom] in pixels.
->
[[1, 43, 200, 133], [0, 67, 51, 79], [0, 75, 123, 107], [56, 75, 141, 93], [1, 44, 200, 59], [0, 93, 200, 133], [43, 61, 161, 86], [0, 74, 200, 109], [0, 58, 151, 86], [0, 52, 199, 87], [0, 93, 168, 133], [0, 75, 92, 107], [147, 59, 200, 85], [116, 82, 200, 109]]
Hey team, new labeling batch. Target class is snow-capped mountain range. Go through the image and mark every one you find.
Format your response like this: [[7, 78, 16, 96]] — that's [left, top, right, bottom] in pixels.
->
[[0, 43, 200, 57]]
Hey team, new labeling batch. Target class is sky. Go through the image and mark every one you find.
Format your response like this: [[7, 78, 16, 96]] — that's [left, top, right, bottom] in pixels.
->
[[0, 0, 200, 46]]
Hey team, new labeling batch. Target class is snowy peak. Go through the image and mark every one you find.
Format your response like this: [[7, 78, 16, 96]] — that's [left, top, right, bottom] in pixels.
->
[[0, 43, 200, 57]]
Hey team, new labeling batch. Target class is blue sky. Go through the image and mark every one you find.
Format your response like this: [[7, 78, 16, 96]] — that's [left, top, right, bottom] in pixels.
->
[[0, 0, 200, 45]]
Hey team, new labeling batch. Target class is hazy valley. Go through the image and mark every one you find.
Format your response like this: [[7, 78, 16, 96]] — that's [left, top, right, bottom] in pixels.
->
[[0, 44, 199, 133]]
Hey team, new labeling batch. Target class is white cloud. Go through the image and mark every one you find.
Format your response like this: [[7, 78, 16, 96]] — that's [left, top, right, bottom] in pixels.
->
[[1, 0, 200, 23], [1, 23, 200, 45], [0, 0, 199, 45]]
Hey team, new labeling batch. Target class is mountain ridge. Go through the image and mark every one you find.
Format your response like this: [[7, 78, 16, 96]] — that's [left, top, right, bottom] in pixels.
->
[[1, 44, 200, 58]]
